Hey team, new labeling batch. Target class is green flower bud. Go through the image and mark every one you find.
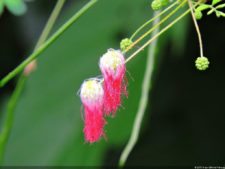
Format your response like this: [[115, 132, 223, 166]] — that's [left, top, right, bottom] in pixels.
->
[[151, 0, 162, 11], [120, 38, 132, 52], [194, 10, 203, 20], [195, 56, 209, 71]]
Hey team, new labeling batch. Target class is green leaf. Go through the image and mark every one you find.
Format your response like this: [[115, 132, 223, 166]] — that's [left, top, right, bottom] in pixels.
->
[[215, 3, 225, 9], [219, 11, 225, 17], [216, 10, 221, 17], [207, 8, 215, 15], [196, 4, 211, 11], [212, 0, 222, 6], [4, 0, 26, 16]]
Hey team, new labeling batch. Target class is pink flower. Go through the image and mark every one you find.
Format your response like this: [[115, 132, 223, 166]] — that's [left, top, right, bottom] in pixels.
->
[[80, 79, 105, 143], [99, 49, 127, 116]]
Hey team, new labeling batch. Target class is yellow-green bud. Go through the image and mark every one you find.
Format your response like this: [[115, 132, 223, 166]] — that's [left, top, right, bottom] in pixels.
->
[[120, 38, 132, 52], [151, 0, 162, 11], [195, 10, 203, 20], [195, 56, 209, 71]]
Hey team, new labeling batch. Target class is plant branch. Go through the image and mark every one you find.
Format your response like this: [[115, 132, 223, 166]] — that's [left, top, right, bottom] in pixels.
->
[[125, 0, 188, 53], [24, 0, 66, 75], [0, 76, 26, 163], [125, 7, 192, 63], [34, 0, 66, 50], [130, 1, 177, 40]]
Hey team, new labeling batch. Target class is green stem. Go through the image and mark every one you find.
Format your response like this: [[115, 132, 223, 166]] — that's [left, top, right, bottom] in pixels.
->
[[130, 1, 177, 40], [119, 10, 161, 168], [0, 0, 66, 163], [188, 0, 204, 57], [126, 7, 192, 63], [0, 0, 98, 88], [34, 0, 66, 50], [0, 76, 26, 163], [124, 0, 188, 53]]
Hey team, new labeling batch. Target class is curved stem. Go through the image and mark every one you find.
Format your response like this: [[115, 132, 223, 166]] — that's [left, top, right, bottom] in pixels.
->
[[0, 0, 66, 163], [34, 0, 66, 50], [0, 0, 98, 88], [130, 1, 177, 40], [0, 76, 26, 163], [125, 7, 192, 63], [124, 0, 188, 53], [188, 0, 204, 57], [119, 10, 161, 168], [24, 0, 66, 75]]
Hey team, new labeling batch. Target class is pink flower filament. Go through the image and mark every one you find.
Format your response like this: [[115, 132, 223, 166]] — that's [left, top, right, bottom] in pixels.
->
[[80, 79, 105, 143], [99, 49, 127, 116]]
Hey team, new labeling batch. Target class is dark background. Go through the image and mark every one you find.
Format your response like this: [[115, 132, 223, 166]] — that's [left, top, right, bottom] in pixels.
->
[[0, 0, 225, 166]]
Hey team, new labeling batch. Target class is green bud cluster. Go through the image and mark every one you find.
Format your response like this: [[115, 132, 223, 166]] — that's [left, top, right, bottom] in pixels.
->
[[195, 56, 209, 71], [151, 0, 170, 11], [151, 0, 162, 11], [120, 38, 133, 52], [194, 10, 203, 20]]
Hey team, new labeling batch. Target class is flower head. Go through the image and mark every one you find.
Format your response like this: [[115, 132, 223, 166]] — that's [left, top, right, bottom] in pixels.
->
[[99, 49, 127, 116], [80, 79, 105, 143], [120, 38, 132, 52], [151, 0, 162, 11], [195, 56, 209, 71]]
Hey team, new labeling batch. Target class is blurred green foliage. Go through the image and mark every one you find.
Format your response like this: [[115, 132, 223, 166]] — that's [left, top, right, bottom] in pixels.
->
[[0, 0, 27, 16]]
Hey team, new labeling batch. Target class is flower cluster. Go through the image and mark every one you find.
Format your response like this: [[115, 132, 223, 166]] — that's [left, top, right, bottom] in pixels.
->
[[79, 49, 127, 143], [195, 56, 209, 71], [120, 38, 132, 52], [78, 0, 221, 144]]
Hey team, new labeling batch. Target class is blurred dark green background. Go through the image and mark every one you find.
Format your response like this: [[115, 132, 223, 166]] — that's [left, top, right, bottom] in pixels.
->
[[0, 0, 225, 166]]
